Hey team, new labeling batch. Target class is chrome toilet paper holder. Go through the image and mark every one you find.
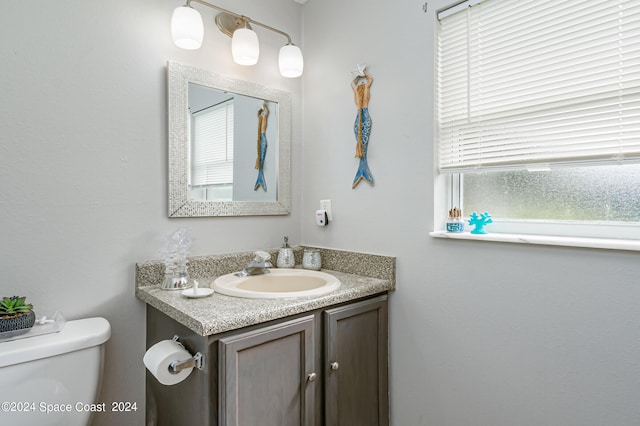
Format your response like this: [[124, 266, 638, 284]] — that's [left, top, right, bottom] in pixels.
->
[[168, 335, 204, 374]]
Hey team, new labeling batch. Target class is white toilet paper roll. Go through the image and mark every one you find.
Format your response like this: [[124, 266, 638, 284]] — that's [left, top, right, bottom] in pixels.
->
[[143, 340, 194, 385]]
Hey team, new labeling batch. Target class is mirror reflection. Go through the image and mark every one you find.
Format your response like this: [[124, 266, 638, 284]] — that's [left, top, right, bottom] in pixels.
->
[[188, 83, 278, 202], [168, 61, 291, 217]]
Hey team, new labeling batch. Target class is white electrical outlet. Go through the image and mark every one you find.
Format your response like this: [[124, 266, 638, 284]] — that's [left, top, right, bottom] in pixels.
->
[[320, 200, 332, 221]]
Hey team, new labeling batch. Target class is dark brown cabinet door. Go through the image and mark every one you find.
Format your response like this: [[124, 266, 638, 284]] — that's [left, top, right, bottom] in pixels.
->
[[218, 315, 316, 426], [324, 295, 389, 426]]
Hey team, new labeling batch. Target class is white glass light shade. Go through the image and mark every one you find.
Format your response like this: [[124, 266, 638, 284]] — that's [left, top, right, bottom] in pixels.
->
[[232, 28, 259, 65], [278, 44, 304, 78], [171, 6, 203, 50]]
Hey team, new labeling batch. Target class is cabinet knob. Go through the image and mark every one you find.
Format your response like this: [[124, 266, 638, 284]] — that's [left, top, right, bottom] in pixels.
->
[[307, 372, 317, 382], [330, 362, 339, 371]]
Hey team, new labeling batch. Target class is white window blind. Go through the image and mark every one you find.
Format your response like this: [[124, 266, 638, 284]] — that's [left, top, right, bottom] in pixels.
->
[[191, 100, 234, 186], [437, 0, 640, 173]]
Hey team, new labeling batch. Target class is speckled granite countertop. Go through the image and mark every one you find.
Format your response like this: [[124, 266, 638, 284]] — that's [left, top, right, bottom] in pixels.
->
[[135, 247, 395, 336]]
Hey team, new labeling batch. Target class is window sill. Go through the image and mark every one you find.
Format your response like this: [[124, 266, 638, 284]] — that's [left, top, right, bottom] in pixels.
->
[[429, 231, 640, 252]]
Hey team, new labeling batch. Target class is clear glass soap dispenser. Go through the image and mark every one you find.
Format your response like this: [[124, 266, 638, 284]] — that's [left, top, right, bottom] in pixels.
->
[[276, 236, 295, 268]]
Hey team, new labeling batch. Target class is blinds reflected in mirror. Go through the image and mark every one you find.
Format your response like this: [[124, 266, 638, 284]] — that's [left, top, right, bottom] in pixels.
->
[[190, 100, 234, 186]]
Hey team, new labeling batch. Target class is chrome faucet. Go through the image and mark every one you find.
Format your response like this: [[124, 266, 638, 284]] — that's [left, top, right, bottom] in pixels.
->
[[235, 251, 273, 277]]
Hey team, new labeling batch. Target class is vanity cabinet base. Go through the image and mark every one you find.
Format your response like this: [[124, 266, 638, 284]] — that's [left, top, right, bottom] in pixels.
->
[[325, 297, 389, 426], [219, 316, 316, 426], [145, 294, 388, 426]]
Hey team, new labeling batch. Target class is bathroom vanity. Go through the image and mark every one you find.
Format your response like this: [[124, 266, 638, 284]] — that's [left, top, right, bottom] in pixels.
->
[[136, 248, 395, 426]]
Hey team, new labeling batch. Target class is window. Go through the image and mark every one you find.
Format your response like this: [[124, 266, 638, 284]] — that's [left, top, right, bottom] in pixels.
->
[[191, 100, 234, 187], [436, 0, 640, 240]]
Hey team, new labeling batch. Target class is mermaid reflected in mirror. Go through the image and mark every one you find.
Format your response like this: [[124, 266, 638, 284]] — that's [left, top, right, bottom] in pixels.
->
[[351, 64, 374, 188], [254, 102, 269, 191]]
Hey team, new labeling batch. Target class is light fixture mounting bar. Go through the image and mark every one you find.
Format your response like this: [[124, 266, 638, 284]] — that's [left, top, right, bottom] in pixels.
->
[[186, 0, 294, 44]]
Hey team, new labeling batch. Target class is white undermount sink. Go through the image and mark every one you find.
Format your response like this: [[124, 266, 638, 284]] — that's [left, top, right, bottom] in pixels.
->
[[212, 268, 341, 299]]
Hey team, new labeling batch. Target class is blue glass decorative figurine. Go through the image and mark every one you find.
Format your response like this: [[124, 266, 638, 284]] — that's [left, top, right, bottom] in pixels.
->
[[468, 211, 493, 234]]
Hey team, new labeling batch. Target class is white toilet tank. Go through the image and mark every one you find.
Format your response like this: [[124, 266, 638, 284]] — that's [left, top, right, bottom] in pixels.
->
[[0, 317, 111, 426]]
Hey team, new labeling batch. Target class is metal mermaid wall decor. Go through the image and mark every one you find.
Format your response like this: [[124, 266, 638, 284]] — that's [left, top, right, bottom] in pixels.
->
[[351, 64, 374, 189], [254, 102, 269, 191]]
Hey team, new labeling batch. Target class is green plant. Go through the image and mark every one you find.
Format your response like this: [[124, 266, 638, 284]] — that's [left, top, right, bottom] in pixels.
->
[[0, 296, 33, 318]]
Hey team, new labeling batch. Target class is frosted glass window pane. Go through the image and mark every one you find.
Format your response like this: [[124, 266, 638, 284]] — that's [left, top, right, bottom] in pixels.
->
[[463, 164, 640, 222]]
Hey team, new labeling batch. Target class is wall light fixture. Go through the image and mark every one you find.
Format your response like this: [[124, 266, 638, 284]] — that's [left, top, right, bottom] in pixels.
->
[[171, 0, 304, 78]]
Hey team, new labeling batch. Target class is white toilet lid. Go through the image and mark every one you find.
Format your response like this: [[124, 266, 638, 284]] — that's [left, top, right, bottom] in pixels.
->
[[0, 317, 110, 367]]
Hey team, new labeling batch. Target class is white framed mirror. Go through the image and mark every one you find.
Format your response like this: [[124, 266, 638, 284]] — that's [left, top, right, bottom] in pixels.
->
[[167, 61, 291, 217]]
